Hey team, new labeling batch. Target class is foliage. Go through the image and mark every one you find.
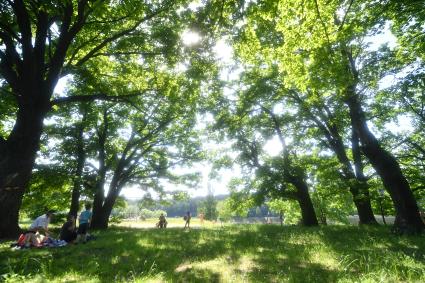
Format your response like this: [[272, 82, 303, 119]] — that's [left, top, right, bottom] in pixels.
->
[[139, 209, 167, 220], [267, 199, 301, 225], [198, 194, 218, 221], [216, 199, 233, 222], [21, 166, 73, 219]]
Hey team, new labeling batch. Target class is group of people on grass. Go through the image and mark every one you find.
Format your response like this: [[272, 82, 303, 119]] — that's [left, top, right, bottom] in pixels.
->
[[20, 203, 92, 248], [156, 211, 192, 229], [23, 207, 200, 247]]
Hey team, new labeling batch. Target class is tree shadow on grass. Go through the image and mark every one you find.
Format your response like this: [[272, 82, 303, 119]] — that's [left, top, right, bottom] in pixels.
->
[[0, 226, 330, 282], [4, 225, 422, 282], [291, 225, 425, 281]]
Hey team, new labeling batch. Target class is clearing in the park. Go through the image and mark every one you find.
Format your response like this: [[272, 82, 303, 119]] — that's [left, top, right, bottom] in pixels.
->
[[1, 224, 424, 282]]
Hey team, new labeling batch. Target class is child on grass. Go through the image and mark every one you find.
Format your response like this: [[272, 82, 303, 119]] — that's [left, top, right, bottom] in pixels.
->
[[76, 203, 92, 243]]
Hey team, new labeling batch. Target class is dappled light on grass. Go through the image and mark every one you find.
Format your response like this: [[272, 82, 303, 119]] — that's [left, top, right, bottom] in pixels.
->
[[1, 225, 424, 282]]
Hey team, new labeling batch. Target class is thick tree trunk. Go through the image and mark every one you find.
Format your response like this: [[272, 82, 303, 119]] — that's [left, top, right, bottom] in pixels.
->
[[90, 110, 109, 229], [350, 184, 377, 224], [0, 105, 47, 238], [90, 206, 110, 229], [295, 181, 319, 226], [346, 93, 424, 233], [350, 183, 377, 225], [351, 129, 377, 225], [69, 176, 82, 218], [69, 184, 81, 218], [287, 175, 319, 226], [341, 47, 423, 232], [91, 185, 120, 229], [91, 181, 106, 229], [268, 108, 318, 226]]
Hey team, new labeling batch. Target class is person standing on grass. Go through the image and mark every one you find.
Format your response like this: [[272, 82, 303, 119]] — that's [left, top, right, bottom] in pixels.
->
[[184, 211, 191, 229], [23, 209, 55, 247], [77, 203, 92, 243], [199, 212, 205, 225], [60, 214, 77, 243]]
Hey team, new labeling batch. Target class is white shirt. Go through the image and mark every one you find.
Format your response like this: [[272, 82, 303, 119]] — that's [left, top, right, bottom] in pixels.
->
[[29, 214, 50, 231]]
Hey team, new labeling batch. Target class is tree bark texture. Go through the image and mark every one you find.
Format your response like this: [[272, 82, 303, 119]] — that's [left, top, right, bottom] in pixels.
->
[[285, 173, 319, 226], [68, 115, 87, 218], [350, 128, 377, 225], [346, 91, 424, 233], [318, 119, 377, 224], [293, 178, 319, 226], [91, 182, 121, 229], [290, 93, 377, 224], [0, 104, 48, 238], [68, 141, 85, 217]]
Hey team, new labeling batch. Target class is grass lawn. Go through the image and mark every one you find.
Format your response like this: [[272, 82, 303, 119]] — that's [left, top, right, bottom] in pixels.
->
[[1, 224, 424, 282]]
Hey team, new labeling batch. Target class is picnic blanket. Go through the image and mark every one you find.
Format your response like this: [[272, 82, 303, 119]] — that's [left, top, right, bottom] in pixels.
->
[[10, 235, 67, 250]]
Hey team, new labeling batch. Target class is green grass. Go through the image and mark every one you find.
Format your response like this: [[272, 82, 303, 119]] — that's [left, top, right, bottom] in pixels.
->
[[1, 224, 424, 282]]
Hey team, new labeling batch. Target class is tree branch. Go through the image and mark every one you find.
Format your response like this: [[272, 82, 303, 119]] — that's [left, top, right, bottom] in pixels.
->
[[73, 0, 173, 67], [12, 0, 33, 60], [313, 0, 333, 56], [338, 0, 355, 31], [0, 51, 20, 92], [50, 90, 152, 106]]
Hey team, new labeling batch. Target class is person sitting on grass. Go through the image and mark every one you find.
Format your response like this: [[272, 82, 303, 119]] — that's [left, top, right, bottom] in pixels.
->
[[76, 203, 92, 244], [60, 214, 77, 243], [23, 209, 55, 247], [184, 211, 191, 229], [157, 213, 167, 228]]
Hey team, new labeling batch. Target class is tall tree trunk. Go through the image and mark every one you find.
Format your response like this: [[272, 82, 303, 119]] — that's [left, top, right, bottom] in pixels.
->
[[346, 92, 424, 233], [342, 47, 423, 233], [351, 128, 377, 225], [69, 182, 82, 219], [289, 93, 376, 224], [91, 166, 109, 229], [68, 112, 87, 217], [0, 104, 48, 238], [323, 124, 377, 225], [91, 181, 107, 229], [265, 106, 318, 226], [68, 147, 85, 218], [90, 109, 110, 229]]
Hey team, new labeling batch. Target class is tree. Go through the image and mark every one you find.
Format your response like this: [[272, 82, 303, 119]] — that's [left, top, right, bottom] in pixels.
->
[[0, 0, 194, 237], [211, 102, 319, 226], [227, 0, 423, 233], [198, 193, 218, 221], [42, 103, 93, 218], [21, 165, 72, 220], [216, 199, 234, 223], [75, 64, 204, 229]]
